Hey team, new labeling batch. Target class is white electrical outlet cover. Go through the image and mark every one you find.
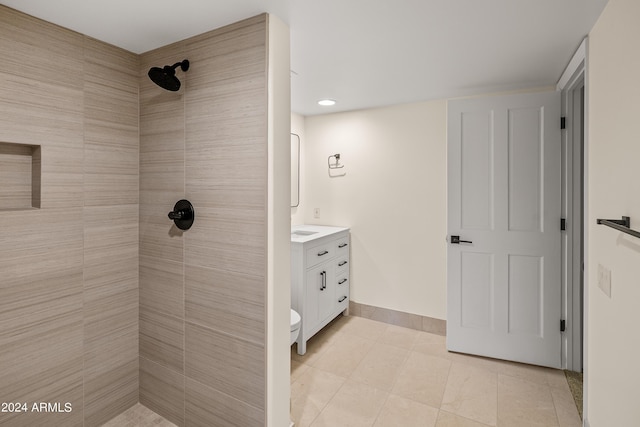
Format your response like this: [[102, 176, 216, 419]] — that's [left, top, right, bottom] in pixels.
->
[[597, 264, 612, 298]]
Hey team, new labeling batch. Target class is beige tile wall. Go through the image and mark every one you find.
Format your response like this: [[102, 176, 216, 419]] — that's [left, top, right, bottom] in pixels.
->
[[83, 37, 140, 427], [139, 39, 188, 427], [139, 14, 268, 427], [0, 6, 139, 426], [1, 6, 270, 426]]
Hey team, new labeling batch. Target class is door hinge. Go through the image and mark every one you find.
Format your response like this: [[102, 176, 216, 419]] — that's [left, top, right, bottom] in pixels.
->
[[561, 218, 567, 231], [560, 319, 566, 332], [561, 117, 566, 130]]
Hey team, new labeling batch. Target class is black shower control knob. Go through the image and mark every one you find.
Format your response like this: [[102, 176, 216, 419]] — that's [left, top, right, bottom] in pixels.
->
[[168, 199, 195, 230], [168, 210, 183, 220]]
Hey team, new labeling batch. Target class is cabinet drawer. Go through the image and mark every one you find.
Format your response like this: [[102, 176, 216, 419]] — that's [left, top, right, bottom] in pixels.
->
[[336, 287, 349, 311], [335, 236, 349, 256], [335, 272, 349, 309], [305, 243, 333, 268], [336, 275, 349, 289], [336, 257, 349, 274]]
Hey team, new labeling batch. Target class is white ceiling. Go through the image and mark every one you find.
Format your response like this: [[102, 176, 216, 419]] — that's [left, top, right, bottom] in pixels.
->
[[0, 0, 609, 116]]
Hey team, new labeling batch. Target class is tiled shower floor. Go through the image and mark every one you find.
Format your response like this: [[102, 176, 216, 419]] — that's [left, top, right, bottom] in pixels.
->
[[102, 403, 176, 427]]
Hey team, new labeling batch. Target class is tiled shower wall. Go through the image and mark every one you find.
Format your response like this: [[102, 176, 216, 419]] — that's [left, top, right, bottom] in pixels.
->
[[0, 7, 270, 427], [138, 15, 268, 426], [0, 6, 139, 427]]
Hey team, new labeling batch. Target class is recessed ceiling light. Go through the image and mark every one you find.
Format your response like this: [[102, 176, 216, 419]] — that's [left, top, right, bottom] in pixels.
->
[[318, 99, 336, 106]]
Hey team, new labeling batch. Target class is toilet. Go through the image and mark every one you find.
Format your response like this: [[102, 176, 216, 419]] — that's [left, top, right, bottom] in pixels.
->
[[290, 309, 301, 345]]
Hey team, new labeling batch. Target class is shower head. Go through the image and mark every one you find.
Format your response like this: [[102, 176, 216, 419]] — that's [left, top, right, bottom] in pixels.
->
[[148, 59, 189, 91]]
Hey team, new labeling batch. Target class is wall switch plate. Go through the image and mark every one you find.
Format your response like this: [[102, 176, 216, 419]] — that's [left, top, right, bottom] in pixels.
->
[[598, 263, 612, 298], [314, 208, 320, 219]]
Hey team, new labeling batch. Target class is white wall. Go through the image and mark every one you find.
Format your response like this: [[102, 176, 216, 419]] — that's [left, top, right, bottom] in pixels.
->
[[587, 0, 640, 424], [302, 101, 448, 319]]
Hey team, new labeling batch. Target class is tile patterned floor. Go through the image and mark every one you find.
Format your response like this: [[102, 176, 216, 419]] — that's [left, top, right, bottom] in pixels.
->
[[101, 403, 177, 427], [291, 315, 582, 427]]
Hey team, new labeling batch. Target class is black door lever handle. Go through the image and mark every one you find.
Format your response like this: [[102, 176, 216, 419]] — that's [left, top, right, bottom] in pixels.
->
[[451, 235, 472, 244]]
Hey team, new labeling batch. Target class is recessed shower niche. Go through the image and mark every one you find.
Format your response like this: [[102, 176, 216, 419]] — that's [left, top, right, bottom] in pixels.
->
[[0, 141, 41, 210]]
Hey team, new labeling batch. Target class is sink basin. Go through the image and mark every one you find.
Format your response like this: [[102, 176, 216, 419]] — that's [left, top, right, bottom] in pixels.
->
[[291, 230, 317, 236]]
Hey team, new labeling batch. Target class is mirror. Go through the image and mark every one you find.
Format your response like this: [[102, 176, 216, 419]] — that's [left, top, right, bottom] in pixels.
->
[[291, 133, 300, 207]]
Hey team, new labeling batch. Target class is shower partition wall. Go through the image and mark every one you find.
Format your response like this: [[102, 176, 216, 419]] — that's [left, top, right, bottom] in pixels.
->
[[138, 14, 271, 426]]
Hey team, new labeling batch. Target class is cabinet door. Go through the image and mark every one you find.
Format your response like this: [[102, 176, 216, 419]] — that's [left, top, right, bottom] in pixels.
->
[[319, 263, 336, 322], [305, 263, 334, 332]]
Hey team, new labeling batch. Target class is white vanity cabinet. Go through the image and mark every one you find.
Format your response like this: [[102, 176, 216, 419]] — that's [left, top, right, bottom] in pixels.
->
[[291, 225, 350, 355]]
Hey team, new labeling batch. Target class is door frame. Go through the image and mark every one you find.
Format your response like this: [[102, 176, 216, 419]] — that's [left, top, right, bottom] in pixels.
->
[[556, 35, 588, 416], [558, 38, 586, 372]]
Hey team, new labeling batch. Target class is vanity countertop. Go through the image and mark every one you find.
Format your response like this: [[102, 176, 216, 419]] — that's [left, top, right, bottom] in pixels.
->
[[291, 224, 350, 243]]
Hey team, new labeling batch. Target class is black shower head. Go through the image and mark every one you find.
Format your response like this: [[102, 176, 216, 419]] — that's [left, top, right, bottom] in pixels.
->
[[148, 59, 189, 91]]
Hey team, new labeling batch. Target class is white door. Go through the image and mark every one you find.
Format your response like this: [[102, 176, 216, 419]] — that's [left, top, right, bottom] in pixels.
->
[[447, 91, 562, 368]]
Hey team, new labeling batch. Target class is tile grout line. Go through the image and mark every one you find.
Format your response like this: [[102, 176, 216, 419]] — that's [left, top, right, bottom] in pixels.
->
[[495, 369, 500, 427], [348, 322, 388, 426], [182, 65, 187, 427], [369, 323, 415, 427], [290, 336, 342, 426], [293, 318, 383, 426]]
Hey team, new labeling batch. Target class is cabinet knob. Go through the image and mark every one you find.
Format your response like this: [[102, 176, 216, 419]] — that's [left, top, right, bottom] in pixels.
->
[[338, 243, 348, 248], [338, 261, 347, 267], [338, 296, 347, 303], [338, 278, 347, 285], [318, 250, 329, 257]]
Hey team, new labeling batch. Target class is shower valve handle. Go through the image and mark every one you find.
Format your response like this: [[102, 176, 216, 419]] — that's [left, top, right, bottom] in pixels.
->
[[168, 210, 183, 220], [168, 210, 186, 220], [168, 200, 195, 231]]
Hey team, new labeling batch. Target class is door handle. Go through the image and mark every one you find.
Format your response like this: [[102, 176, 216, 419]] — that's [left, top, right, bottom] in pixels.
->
[[450, 235, 473, 244], [320, 271, 326, 290]]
